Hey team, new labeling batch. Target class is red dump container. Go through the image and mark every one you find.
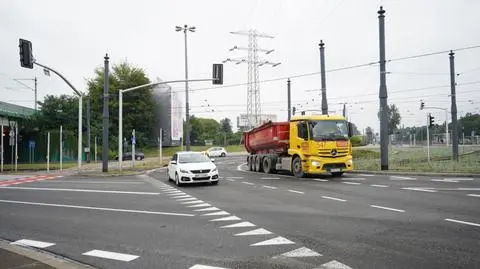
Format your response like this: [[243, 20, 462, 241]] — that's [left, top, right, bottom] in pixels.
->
[[243, 121, 290, 154]]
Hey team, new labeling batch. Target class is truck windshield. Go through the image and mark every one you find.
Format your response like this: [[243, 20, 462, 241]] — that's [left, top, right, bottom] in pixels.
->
[[309, 120, 348, 141]]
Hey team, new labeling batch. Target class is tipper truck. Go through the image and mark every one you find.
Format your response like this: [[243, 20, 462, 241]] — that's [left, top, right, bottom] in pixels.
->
[[244, 114, 353, 177]]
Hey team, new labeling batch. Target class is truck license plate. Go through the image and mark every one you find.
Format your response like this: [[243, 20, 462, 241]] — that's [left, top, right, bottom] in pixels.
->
[[330, 168, 341, 172]]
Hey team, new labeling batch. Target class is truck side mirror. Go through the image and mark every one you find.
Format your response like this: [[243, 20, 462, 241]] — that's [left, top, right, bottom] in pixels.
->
[[348, 122, 353, 138]]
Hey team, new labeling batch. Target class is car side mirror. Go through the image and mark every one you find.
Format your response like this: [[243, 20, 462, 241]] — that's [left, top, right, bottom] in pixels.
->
[[348, 122, 353, 138], [210, 159, 215, 163], [170, 160, 177, 165]]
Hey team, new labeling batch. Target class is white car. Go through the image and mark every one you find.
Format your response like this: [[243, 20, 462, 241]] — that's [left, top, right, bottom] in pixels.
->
[[206, 147, 227, 157], [167, 151, 219, 186]]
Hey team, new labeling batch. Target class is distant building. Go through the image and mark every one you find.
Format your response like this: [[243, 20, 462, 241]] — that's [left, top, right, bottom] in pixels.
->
[[152, 82, 183, 147], [236, 113, 277, 132]]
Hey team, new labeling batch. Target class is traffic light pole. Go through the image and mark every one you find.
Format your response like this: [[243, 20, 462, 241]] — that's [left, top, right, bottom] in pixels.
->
[[427, 114, 431, 162]]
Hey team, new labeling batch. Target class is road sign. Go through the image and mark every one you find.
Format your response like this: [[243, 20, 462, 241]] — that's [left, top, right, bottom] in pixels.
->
[[28, 140, 36, 149], [132, 136, 136, 145], [9, 131, 14, 146]]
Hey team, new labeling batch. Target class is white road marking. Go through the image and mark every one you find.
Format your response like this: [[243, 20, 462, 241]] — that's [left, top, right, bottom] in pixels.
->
[[390, 176, 416, 180], [82, 249, 139, 262], [211, 216, 242, 222], [444, 177, 473, 181], [0, 186, 159, 195], [250, 236, 295, 246], [312, 178, 328, 182], [317, 260, 353, 269], [321, 196, 346, 202], [194, 207, 220, 212], [166, 191, 184, 195], [344, 177, 365, 181], [11, 239, 55, 248], [237, 163, 247, 171], [0, 199, 194, 216], [188, 203, 211, 208], [370, 205, 405, 212], [356, 174, 375, 177], [260, 177, 280, 180], [226, 177, 244, 179], [170, 195, 191, 198], [226, 179, 235, 182], [189, 265, 229, 269], [202, 211, 230, 216], [182, 200, 204, 204], [343, 182, 361, 185], [234, 228, 271, 236], [176, 197, 197, 201], [242, 182, 254, 185], [288, 189, 304, 194], [281, 247, 322, 257], [467, 194, 480, 198], [402, 187, 437, 193], [44, 180, 144, 184], [457, 188, 480, 191], [445, 218, 480, 227], [371, 184, 389, 188], [263, 185, 277, 189], [431, 179, 459, 183]]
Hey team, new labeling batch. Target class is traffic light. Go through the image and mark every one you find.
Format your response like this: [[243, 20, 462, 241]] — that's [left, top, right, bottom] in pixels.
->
[[212, 64, 223, 85], [19, 39, 34, 69], [428, 114, 435, 127], [420, 100, 425, 110]]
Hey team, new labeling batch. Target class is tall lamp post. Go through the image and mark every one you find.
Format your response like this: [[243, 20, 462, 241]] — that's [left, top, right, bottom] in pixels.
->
[[176, 24, 196, 151]]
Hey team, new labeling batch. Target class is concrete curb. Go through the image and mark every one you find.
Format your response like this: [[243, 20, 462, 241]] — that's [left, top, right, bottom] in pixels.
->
[[349, 170, 480, 177], [0, 238, 96, 269]]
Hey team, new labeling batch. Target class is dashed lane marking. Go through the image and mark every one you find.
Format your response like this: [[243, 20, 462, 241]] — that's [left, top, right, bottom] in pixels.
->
[[226, 179, 235, 182], [226, 177, 244, 179], [312, 179, 329, 182], [431, 179, 459, 183], [182, 200, 205, 204], [11, 239, 55, 248], [250, 236, 295, 246], [402, 187, 437, 193], [202, 211, 230, 216], [443, 177, 474, 181], [189, 265, 230, 269], [242, 181, 254, 185], [82, 249, 139, 262], [288, 189, 304, 194], [370, 205, 405, 213], [0, 186, 160, 195], [316, 260, 353, 269], [444, 218, 480, 227], [343, 177, 365, 181], [370, 184, 389, 188], [260, 177, 280, 179], [343, 182, 361, 185], [355, 174, 375, 177], [263, 185, 277, 189], [390, 176, 416, 180], [467, 194, 480, 198], [44, 180, 145, 184], [280, 247, 322, 257], [234, 228, 271, 236], [188, 203, 211, 208], [321, 196, 347, 202], [210, 216, 242, 221], [194, 207, 220, 212], [0, 199, 195, 216]]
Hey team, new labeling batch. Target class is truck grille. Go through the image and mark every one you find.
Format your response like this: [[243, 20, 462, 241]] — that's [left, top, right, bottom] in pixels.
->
[[318, 147, 348, 158], [322, 163, 347, 170], [190, 169, 211, 174]]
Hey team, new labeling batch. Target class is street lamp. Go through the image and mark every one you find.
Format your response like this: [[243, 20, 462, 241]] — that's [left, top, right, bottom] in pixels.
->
[[176, 24, 196, 151]]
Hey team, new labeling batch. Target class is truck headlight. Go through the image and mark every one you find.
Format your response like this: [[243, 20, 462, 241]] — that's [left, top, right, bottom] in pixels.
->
[[347, 159, 353, 165], [312, 161, 320, 167]]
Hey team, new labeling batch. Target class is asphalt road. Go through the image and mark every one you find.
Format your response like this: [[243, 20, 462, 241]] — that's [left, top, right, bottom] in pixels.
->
[[0, 155, 479, 269]]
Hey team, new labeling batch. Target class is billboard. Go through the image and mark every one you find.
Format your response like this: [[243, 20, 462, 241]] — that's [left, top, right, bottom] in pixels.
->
[[237, 113, 277, 128], [170, 90, 183, 141], [152, 81, 183, 146]]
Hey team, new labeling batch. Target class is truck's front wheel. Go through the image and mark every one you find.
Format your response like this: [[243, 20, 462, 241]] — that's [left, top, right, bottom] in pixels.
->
[[292, 157, 306, 178]]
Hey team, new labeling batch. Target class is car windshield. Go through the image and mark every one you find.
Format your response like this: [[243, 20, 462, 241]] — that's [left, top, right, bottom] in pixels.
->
[[178, 153, 211, 163], [309, 120, 348, 141]]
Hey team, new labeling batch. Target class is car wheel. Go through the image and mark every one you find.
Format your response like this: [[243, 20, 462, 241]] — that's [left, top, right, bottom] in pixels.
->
[[211, 181, 219, 185], [292, 157, 306, 178], [221, 153, 226, 157], [175, 173, 182, 187]]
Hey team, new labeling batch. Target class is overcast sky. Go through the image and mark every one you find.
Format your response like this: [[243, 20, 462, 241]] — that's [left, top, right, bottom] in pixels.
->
[[1, 0, 480, 133]]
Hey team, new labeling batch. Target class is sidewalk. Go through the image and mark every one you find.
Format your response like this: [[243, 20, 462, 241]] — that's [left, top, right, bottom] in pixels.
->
[[0, 239, 93, 269]]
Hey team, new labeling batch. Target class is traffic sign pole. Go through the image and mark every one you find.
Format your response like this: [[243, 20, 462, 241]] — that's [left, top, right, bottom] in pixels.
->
[[132, 129, 136, 168]]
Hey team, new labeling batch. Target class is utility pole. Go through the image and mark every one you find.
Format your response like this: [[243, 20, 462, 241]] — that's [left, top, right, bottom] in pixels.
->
[[47, 132, 50, 172], [94, 136, 97, 162], [34, 77, 37, 111], [159, 128, 162, 165], [102, 54, 109, 172], [449, 51, 459, 161], [287, 79, 291, 121], [86, 95, 91, 163], [176, 25, 196, 151], [426, 114, 431, 162], [319, 40, 328, 115], [60, 125, 63, 171], [1, 125, 3, 172], [378, 6, 389, 170]]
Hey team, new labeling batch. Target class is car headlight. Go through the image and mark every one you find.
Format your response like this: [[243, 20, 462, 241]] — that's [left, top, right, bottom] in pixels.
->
[[311, 161, 320, 167], [212, 167, 218, 172], [179, 169, 190, 174]]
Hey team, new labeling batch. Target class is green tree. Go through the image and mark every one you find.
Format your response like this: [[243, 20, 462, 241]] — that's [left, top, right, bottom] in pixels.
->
[[36, 94, 79, 131], [365, 126, 374, 144], [86, 61, 157, 149], [187, 116, 221, 145], [220, 118, 233, 135], [377, 104, 401, 134]]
